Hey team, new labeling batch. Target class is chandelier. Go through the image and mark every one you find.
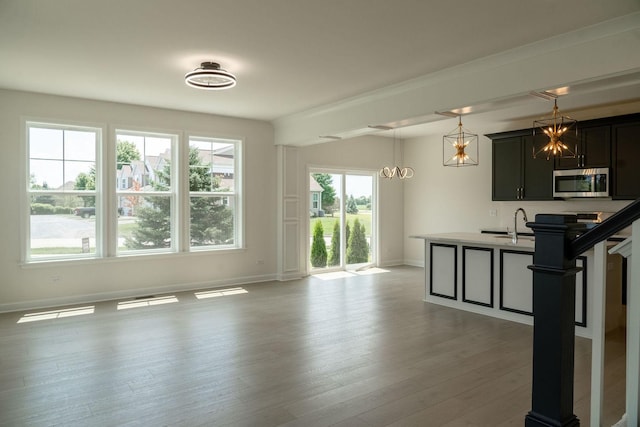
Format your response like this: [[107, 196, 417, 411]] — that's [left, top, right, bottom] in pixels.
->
[[379, 128, 414, 180], [532, 98, 577, 159], [185, 62, 236, 90], [443, 116, 478, 167]]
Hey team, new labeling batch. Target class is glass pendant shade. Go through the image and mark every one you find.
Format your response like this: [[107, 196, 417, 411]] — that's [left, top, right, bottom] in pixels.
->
[[532, 99, 577, 160], [443, 116, 478, 167]]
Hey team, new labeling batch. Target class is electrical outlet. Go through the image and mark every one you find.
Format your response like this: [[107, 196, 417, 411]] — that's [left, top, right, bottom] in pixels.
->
[[50, 275, 61, 283], [489, 209, 497, 217], [256, 259, 265, 265]]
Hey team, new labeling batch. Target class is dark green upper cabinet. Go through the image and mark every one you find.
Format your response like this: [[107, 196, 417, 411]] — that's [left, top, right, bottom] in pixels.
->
[[613, 120, 640, 199], [492, 136, 522, 201], [555, 125, 611, 169], [523, 134, 554, 200], [489, 112, 640, 202], [490, 132, 553, 201]]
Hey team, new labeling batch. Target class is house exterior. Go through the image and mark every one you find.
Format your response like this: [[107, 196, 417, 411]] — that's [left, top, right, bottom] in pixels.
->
[[309, 175, 323, 217]]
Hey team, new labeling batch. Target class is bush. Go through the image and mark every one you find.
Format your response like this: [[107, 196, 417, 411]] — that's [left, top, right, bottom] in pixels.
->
[[31, 204, 74, 215], [328, 221, 340, 266], [346, 218, 369, 264], [310, 220, 328, 267]]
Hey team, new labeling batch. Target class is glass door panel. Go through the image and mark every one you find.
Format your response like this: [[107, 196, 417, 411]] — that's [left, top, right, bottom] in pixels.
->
[[308, 171, 375, 272], [345, 174, 374, 270]]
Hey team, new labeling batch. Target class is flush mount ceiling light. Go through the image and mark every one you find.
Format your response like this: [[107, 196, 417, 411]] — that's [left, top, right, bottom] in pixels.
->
[[532, 98, 577, 160], [443, 115, 478, 167], [185, 62, 236, 90]]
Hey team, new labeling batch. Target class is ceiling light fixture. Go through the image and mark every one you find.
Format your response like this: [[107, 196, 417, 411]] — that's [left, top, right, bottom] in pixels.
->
[[443, 115, 478, 167], [532, 98, 577, 160], [379, 128, 414, 180], [185, 62, 236, 90]]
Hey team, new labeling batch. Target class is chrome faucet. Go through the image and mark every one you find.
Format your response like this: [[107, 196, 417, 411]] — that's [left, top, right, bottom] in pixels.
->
[[511, 207, 529, 244]]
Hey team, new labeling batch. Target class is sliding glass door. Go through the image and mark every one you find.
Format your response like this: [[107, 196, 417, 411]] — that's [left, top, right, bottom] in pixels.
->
[[308, 170, 375, 272]]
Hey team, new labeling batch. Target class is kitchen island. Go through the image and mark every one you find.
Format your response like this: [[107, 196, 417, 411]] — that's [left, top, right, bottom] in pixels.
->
[[412, 232, 593, 338]]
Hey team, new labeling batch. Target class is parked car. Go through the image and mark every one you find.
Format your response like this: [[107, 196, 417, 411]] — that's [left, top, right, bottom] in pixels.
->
[[74, 207, 124, 218]]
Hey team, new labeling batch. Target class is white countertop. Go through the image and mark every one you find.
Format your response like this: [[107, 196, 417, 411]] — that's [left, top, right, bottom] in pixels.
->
[[410, 232, 536, 249]]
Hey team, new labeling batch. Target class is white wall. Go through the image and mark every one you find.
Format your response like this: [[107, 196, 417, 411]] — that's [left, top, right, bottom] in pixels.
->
[[0, 89, 277, 311], [403, 133, 632, 266]]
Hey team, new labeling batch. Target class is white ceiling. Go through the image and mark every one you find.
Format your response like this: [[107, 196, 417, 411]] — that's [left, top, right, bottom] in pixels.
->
[[1, 0, 639, 143]]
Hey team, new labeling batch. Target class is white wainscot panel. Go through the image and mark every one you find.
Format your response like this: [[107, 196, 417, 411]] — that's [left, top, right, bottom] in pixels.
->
[[463, 246, 493, 307], [500, 250, 533, 315], [430, 243, 457, 299]]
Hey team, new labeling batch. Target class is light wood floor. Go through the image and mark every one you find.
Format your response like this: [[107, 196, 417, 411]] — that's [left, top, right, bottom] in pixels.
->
[[0, 266, 626, 426]]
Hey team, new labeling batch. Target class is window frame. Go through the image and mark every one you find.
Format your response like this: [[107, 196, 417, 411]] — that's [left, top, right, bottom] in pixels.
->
[[185, 134, 243, 251], [114, 129, 178, 256], [24, 120, 103, 262], [21, 119, 244, 265]]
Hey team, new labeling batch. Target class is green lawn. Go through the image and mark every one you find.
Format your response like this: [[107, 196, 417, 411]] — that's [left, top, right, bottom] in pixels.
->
[[310, 211, 372, 236]]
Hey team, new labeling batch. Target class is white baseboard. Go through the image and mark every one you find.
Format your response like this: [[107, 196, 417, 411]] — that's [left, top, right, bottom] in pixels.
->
[[403, 258, 424, 268], [0, 273, 278, 314]]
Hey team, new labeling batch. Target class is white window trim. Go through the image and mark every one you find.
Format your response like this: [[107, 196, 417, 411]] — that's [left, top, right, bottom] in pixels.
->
[[23, 119, 104, 263], [22, 119, 245, 264], [185, 134, 243, 252], [114, 128, 178, 256]]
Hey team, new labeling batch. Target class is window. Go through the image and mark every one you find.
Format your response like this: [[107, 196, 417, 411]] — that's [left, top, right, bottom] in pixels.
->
[[115, 131, 175, 254], [26, 122, 100, 260], [188, 136, 240, 249], [24, 120, 243, 263]]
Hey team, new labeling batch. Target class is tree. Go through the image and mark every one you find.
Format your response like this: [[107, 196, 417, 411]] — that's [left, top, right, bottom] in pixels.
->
[[328, 220, 340, 266], [312, 173, 336, 215], [346, 194, 358, 214], [355, 195, 370, 206], [126, 146, 233, 249], [310, 220, 327, 267], [74, 166, 96, 207], [345, 221, 351, 253], [188, 148, 232, 245], [116, 140, 141, 169], [346, 218, 369, 264]]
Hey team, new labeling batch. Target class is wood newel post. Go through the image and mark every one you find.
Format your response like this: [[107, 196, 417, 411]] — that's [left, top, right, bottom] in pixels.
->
[[525, 214, 586, 427]]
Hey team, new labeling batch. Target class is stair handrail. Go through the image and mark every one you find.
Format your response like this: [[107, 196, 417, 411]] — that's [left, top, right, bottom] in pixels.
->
[[571, 197, 640, 259]]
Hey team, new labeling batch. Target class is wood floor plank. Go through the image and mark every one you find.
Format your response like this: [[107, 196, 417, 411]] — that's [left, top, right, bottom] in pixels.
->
[[0, 266, 626, 426]]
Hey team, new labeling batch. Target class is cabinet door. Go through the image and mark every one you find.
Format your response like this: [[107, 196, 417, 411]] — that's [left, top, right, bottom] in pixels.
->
[[582, 125, 611, 168], [492, 137, 522, 201], [554, 129, 581, 169], [523, 134, 554, 200], [613, 122, 640, 199]]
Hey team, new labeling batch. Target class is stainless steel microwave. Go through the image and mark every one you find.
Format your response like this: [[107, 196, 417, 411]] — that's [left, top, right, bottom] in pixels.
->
[[553, 168, 610, 198]]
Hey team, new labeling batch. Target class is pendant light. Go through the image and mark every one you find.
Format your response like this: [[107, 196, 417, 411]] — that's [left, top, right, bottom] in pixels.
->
[[532, 98, 577, 160], [443, 115, 478, 167], [379, 128, 414, 180], [185, 62, 237, 90]]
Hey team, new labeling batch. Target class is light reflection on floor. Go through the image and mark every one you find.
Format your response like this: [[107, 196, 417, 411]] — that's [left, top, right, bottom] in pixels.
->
[[17, 286, 251, 323], [195, 287, 248, 299], [17, 306, 96, 323], [117, 295, 179, 310], [312, 267, 390, 281]]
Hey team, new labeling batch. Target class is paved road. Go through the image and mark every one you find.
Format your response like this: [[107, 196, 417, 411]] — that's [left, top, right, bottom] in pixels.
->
[[30, 214, 132, 248]]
